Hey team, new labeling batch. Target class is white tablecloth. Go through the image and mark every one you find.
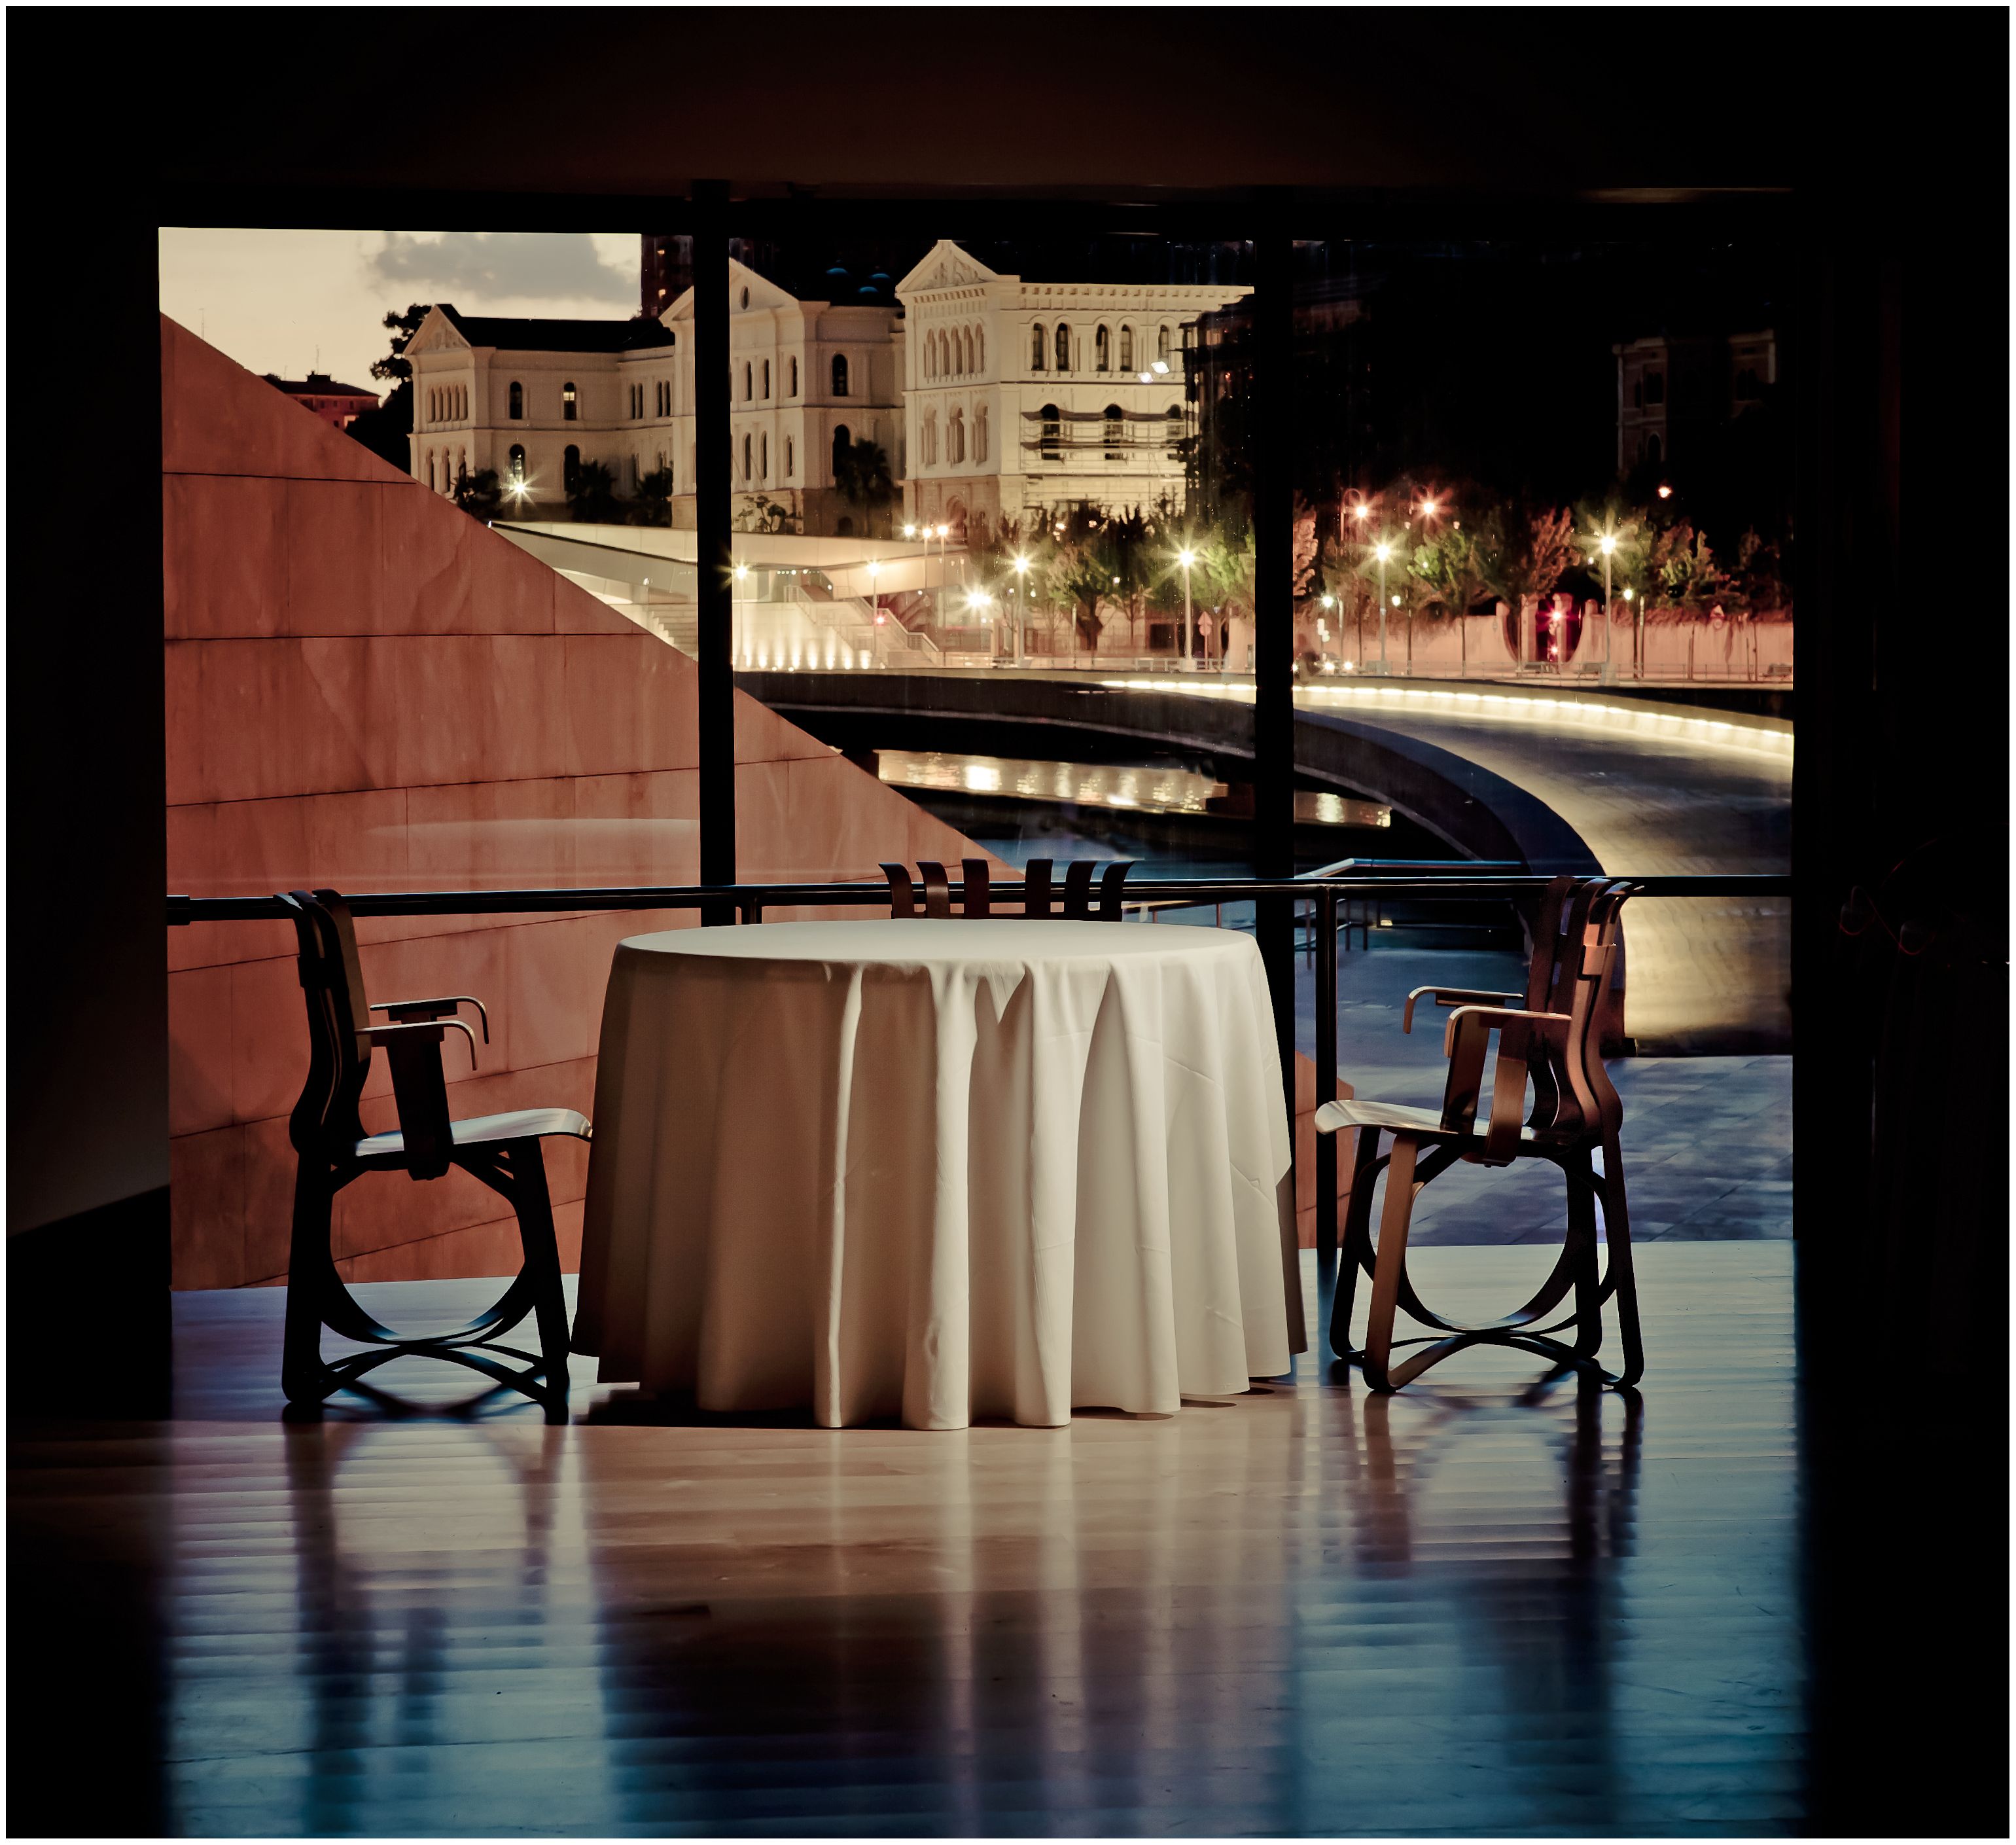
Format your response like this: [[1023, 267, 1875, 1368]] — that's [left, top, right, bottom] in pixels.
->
[[572, 919, 1301, 1429]]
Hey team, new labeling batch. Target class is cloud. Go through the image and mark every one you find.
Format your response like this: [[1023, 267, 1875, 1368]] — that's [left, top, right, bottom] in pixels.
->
[[366, 231, 634, 309]]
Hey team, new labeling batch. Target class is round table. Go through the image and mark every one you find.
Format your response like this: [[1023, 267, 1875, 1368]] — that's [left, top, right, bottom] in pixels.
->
[[571, 919, 1300, 1429]]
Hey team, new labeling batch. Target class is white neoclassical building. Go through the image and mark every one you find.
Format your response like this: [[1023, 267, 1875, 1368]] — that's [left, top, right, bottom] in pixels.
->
[[403, 262, 904, 535], [895, 240, 1250, 543]]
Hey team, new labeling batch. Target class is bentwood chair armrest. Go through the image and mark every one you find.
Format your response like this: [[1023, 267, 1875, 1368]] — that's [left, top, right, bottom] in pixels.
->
[[1440, 1007, 1574, 1162], [1439, 1005, 1573, 1056], [370, 994, 490, 1041], [361, 1018, 480, 1071], [1402, 986, 1525, 1033]]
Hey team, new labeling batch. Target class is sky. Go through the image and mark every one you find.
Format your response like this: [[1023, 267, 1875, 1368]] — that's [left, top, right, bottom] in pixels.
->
[[156, 230, 641, 394]]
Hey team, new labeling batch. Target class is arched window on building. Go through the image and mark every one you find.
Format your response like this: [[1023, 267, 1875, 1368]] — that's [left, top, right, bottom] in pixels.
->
[[1095, 324, 1111, 372], [1165, 405, 1183, 459], [975, 403, 989, 463], [964, 327, 976, 374], [743, 362, 753, 401], [785, 437, 794, 478], [762, 359, 771, 399], [922, 410, 936, 466], [832, 353, 850, 397], [1157, 325, 1173, 365], [925, 331, 936, 379], [1055, 324, 1071, 372], [1031, 323, 1047, 371], [563, 445, 580, 493], [456, 451, 467, 492], [949, 408, 964, 464], [739, 285, 751, 310], [508, 380, 523, 420], [832, 423, 851, 478], [1105, 404, 1125, 459], [974, 327, 985, 373], [1038, 403, 1061, 461], [508, 444, 525, 485], [1121, 327, 1137, 372], [788, 355, 799, 396], [425, 452, 436, 492], [760, 433, 769, 480], [563, 381, 577, 422], [741, 433, 752, 480], [1646, 433, 1663, 467]]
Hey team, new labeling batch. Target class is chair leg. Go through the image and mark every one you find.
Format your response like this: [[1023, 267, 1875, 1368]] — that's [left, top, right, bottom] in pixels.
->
[[1362, 1134, 1421, 1393], [1598, 1133, 1644, 1388], [1330, 1126, 1384, 1361], [503, 1141, 571, 1405], [1566, 1156, 1604, 1361], [282, 1165, 338, 1406]]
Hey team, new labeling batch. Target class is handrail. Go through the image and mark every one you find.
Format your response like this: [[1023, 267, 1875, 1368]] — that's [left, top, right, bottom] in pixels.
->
[[166, 871, 1790, 926]]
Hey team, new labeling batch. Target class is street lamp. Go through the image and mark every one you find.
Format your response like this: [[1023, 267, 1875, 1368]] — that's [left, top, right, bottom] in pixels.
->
[[1623, 584, 1638, 678], [1318, 592, 1335, 670], [1177, 546, 1197, 670], [1010, 552, 1030, 666], [1597, 532, 1618, 685], [1373, 541, 1393, 673]]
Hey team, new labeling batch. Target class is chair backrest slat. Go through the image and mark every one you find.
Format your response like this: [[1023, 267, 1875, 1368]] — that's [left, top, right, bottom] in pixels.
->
[[283, 889, 372, 1156]]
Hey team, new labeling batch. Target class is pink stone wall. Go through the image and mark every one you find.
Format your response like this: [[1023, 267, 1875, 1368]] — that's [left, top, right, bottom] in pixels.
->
[[164, 317, 995, 1290]]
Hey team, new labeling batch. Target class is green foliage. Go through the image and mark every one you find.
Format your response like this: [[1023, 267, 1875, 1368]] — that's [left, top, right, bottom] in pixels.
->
[[453, 468, 503, 522], [371, 304, 432, 385], [1471, 500, 1581, 616], [633, 468, 675, 527], [832, 437, 894, 511], [1407, 524, 1483, 620], [567, 460, 624, 524]]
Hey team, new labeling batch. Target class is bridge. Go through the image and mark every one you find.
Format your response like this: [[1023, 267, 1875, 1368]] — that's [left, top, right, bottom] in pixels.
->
[[739, 670, 1793, 1054]]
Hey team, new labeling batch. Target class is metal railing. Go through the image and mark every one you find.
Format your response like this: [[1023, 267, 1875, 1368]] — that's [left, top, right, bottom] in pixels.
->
[[166, 869, 1791, 1268]]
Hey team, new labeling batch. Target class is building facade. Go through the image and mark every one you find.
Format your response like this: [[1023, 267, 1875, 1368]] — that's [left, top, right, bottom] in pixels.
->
[[403, 264, 903, 535], [1614, 329, 1777, 478], [263, 372, 379, 431], [895, 240, 1248, 544]]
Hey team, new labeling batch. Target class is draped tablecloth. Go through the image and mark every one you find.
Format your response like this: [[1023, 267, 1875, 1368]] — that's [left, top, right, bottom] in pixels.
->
[[572, 919, 1301, 1429]]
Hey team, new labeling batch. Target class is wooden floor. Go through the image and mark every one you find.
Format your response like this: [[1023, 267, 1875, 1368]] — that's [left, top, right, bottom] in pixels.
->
[[7, 1245, 2001, 1837]]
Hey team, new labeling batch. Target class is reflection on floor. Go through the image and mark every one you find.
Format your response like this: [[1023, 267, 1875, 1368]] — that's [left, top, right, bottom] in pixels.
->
[[10, 1249, 1823, 1837]]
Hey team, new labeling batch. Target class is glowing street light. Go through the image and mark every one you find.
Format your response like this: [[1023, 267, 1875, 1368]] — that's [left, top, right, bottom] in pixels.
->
[[1623, 584, 1639, 678], [1597, 531, 1618, 685], [1656, 484, 1673, 500]]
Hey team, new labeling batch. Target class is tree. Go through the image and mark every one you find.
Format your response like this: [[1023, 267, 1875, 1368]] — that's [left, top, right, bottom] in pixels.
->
[[1472, 499, 1581, 651], [1408, 524, 1483, 623], [343, 301, 431, 469], [1044, 505, 1118, 651], [453, 467, 503, 522], [567, 459, 624, 524], [831, 435, 895, 535], [633, 467, 675, 527]]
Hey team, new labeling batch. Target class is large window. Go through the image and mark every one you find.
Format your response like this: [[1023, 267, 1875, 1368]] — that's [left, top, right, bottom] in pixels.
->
[[1104, 404, 1125, 459], [976, 403, 989, 463], [1095, 324, 1111, 372], [832, 353, 850, 397], [1054, 323, 1071, 372], [832, 422, 851, 476], [507, 442, 525, 484], [563, 381, 577, 421], [788, 355, 799, 396], [949, 407, 964, 464], [508, 380, 523, 420], [1031, 323, 1047, 371], [563, 444, 580, 493], [1039, 403, 1061, 460]]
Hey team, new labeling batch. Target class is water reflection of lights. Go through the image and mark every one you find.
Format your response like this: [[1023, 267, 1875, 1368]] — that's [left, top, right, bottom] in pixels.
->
[[878, 750, 1391, 828], [881, 749, 1221, 815]]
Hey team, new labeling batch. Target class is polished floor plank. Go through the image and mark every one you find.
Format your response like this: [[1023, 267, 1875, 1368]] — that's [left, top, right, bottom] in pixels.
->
[[9, 1245, 1862, 1836]]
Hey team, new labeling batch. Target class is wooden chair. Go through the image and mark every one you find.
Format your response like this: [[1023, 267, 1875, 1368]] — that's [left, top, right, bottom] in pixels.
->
[[277, 889, 590, 1419], [1319, 877, 1644, 1392], [879, 857, 1137, 919]]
